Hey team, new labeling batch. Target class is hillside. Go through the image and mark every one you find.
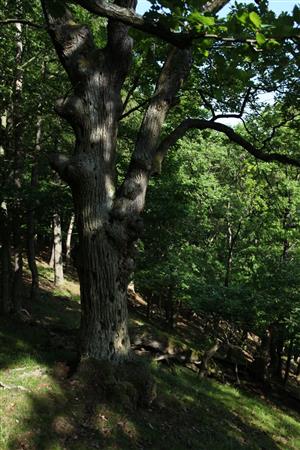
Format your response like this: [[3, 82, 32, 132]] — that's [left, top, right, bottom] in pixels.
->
[[0, 263, 299, 450]]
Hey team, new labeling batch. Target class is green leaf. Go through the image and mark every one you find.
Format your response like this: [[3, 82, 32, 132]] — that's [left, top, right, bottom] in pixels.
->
[[249, 11, 262, 29], [199, 15, 215, 27], [236, 10, 249, 25], [189, 12, 215, 27], [256, 32, 266, 45], [266, 38, 280, 47]]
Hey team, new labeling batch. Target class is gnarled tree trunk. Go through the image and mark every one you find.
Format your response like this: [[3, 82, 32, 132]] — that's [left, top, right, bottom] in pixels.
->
[[41, 0, 192, 362]]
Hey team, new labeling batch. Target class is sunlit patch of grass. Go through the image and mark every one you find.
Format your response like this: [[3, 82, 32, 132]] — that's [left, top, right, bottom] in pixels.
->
[[36, 262, 54, 282], [52, 287, 80, 303]]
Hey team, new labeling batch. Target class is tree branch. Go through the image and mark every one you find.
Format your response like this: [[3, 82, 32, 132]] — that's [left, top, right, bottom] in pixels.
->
[[70, 0, 299, 48], [113, 47, 193, 217], [155, 118, 300, 169], [202, 0, 231, 13], [71, 0, 193, 48]]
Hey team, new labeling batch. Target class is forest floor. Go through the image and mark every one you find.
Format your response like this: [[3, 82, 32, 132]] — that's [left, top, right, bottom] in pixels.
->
[[0, 262, 300, 450]]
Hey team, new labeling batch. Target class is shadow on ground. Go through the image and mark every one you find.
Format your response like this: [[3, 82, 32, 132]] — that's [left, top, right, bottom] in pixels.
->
[[0, 287, 299, 450]]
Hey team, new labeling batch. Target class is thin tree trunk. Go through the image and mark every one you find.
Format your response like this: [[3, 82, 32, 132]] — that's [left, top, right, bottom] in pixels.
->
[[0, 202, 12, 314], [224, 222, 233, 288], [250, 330, 270, 383], [276, 335, 284, 380], [65, 213, 75, 264], [165, 291, 175, 329], [49, 242, 54, 268], [269, 324, 283, 381], [1, 241, 11, 313], [11, 9, 24, 312], [147, 296, 152, 320], [53, 213, 64, 286], [283, 337, 294, 385], [224, 216, 241, 288], [0, 108, 12, 313], [296, 357, 300, 379], [26, 114, 41, 302]]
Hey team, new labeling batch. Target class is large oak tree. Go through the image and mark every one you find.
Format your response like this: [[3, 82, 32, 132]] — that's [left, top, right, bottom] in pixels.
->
[[39, 0, 300, 361]]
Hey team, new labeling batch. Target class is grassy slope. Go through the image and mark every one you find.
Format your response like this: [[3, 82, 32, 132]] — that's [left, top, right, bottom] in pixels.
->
[[0, 264, 300, 450]]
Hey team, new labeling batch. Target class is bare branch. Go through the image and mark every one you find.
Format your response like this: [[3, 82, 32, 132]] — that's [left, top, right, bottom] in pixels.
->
[[199, 87, 252, 122], [122, 75, 140, 113], [199, 89, 216, 119], [240, 117, 258, 143], [214, 113, 243, 120], [120, 97, 151, 120], [0, 19, 45, 29], [155, 118, 300, 169]]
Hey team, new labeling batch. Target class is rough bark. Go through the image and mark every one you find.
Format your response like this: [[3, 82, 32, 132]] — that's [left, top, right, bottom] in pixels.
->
[[42, 0, 135, 361], [52, 213, 64, 287]]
